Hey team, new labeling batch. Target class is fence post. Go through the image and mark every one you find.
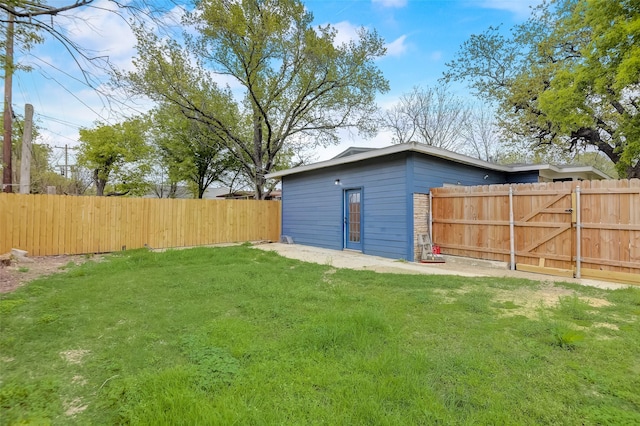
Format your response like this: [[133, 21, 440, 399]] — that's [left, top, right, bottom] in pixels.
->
[[509, 186, 515, 270], [428, 191, 433, 242], [575, 186, 581, 279]]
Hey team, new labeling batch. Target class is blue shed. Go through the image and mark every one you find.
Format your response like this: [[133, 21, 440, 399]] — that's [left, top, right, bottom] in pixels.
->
[[265, 142, 608, 262]]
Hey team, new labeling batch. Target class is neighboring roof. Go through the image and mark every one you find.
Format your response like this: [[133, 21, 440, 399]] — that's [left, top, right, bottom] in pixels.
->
[[217, 190, 282, 200], [265, 142, 610, 180], [216, 190, 254, 199], [331, 146, 377, 159], [203, 186, 232, 199], [143, 185, 230, 199]]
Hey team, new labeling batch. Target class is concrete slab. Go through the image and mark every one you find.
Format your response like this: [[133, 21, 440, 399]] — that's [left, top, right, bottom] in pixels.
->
[[252, 242, 632, 290]]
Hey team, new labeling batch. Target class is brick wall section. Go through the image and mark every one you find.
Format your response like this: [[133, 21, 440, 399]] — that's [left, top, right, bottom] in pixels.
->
[[413, 193, 429, 261]]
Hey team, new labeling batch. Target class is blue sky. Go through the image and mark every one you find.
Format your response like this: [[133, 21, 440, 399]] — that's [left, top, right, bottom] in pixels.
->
[[5, 0, 541, 166]]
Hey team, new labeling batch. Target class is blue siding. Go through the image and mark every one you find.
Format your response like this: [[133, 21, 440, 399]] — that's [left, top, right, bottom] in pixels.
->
[[405, 155, 415, 261], [409, 153, 509, 193], [280, 149, 542, 262], [506, 171, 540, 183], [282, 154, 411, 259]]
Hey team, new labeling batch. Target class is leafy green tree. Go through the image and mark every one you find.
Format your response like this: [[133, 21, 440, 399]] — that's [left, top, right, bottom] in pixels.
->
[[444, 0, 640, 178], [77, 119, 152, 196], [16, 143, 55, 193], [118, 0, 389, 199], [149, 103, 241, 199], [2, 1, 187, 192], [0, 4, 45, 74], [5, 114, 52, 193], [5, 119, 91, 194]]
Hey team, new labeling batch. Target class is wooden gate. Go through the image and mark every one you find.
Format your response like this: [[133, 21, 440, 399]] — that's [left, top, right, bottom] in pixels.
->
[[430, 179, 640, 284], [512, 187, 575, 277]]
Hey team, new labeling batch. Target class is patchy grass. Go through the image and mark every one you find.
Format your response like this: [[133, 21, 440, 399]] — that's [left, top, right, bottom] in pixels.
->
[[0, 246, 639, 425]]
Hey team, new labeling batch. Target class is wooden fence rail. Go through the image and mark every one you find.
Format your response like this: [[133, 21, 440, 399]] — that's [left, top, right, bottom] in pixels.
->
[[0, 194, 281, 256], [430, 179, 640, 285]]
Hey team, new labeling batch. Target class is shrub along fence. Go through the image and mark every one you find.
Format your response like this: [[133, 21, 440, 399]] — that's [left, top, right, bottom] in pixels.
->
[[0, 194, 281, 256], [430, 179, 640, 285]]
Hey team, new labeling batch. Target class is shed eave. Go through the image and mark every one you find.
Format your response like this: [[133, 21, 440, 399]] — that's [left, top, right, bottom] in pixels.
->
[[265, 141, 610, 180], [266, 142, 510, 179], [509, 163, 610, 180]]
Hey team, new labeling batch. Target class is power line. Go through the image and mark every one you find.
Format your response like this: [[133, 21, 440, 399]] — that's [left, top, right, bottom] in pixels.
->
[[42, 129, 80, 144], [35, 113, 86, 129], [28, 54, 152, 118], [28, 54, 103, 90]]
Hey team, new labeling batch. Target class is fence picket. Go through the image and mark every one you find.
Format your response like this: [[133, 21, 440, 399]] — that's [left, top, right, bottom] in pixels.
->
[[0, 194, 281, 256], [430, 179, 639, 283]]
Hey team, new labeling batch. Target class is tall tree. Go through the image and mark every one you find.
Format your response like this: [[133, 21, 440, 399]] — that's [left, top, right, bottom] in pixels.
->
[[1, 1, 187, 191], [2, 1, 90, 192], [460, 105, 502, 162], [77, 118, 152, 196], [150, 103, 240, 199], [1, 1, 184, 85], [118, 0, 389, 199], [443, 0, 640, 178], [381, 85, 470, 150]]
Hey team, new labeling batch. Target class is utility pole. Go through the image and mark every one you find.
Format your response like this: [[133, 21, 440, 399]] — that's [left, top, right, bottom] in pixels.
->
[[3, 2, 95, 193], [2, 11, 14, 193], [19, 104, 33, 194], [53, 145, 76, 177]]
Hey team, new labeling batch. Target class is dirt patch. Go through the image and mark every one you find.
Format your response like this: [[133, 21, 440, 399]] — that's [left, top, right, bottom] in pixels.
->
[[322, 268, 337, 283], [492, 284, 574, 318], [64, 397, 87, 416], [431, 283, 578, 318], [492, 284, 613, 319], [0, 254, 101, 293], [72, 375, 88, 386], [581, 297, 611, 308], [60, 349, 91, 365], [592, 322, 619, 330]]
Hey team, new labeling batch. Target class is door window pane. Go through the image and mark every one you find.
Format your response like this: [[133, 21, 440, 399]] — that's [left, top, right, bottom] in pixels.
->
[[348, 192, 360, 243]]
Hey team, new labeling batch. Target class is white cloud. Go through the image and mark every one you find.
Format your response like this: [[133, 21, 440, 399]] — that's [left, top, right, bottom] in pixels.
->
[[60, 0, 137, 70], [8, 0, 242, 143], [480, 0, 543, 18], [385, 35, 408, 57], [372, 0, 408, 8], [52, 0, 187, 72], [326, 21, 361, 46], [430, 51, 442, 61], [211, 72, 244, 91], [315, 128, 392, 161]]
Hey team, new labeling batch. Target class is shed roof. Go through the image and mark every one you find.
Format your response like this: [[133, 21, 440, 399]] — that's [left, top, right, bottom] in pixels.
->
[[265, 142, 610, 180]]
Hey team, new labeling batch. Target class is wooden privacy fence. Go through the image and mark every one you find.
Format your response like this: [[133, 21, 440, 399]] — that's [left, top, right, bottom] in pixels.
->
[[430, 179, 640, 285], [0, 194, 281, 256]]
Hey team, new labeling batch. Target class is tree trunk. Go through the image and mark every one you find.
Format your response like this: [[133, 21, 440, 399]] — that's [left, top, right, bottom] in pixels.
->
[[252, 110, 266, 200], [198, 181, 205, 199], [627, 163, 640, 179], [254, 173, 267, 200], [94, 169, 107, 196], [571, 128, 640, 178]]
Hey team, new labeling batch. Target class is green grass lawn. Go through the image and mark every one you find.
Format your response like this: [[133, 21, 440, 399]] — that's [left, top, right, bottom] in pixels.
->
[[1, 246, 639, 425]]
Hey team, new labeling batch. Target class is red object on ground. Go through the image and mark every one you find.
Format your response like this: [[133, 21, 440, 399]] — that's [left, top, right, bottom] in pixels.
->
[[432, 245, 440, 255]]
